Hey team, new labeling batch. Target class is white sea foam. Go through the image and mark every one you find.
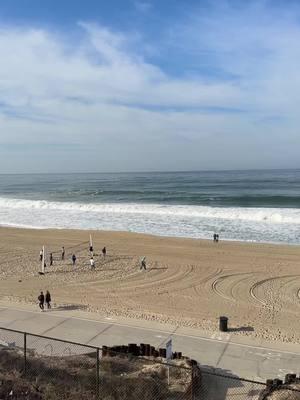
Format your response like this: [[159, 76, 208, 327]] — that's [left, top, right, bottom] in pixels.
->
[[0, 197, 300, 223], [0, 197, 300, 243]]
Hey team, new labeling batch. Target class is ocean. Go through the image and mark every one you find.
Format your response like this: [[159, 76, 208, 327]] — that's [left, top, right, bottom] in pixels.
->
[[0, 170, 299, 244]]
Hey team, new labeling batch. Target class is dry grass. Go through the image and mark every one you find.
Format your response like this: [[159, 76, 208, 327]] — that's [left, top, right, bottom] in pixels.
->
[[0, 347, 192, 399]]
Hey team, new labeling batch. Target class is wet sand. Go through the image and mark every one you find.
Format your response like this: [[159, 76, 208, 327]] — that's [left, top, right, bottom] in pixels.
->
[[0, 226, 300, 344]]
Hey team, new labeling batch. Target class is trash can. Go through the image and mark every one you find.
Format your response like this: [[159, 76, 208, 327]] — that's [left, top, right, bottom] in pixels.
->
[[219, 316, 228, 332]]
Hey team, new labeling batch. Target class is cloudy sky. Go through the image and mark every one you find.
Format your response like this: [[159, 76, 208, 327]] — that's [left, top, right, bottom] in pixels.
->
[[0, 0, 299, 173]]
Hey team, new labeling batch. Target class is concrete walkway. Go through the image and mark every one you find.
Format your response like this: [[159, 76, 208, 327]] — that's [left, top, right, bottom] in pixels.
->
[[0, 304, 299, 382]]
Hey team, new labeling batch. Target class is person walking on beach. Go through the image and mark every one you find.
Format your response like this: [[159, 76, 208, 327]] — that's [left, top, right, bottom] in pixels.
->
[[72, 254, 76, 266], [39, 249, 43, 262], [213, 233, 217, 242], [140, 256, 147, 271], [49, 253, 53, 266], [61, 246, 65, 260], [102, 246, 106, 258], [45, 290, 51, 309], [89, 244, 93, 257], [38, 291, 45, 311], [216, 234, 219, 243], [90, 257, 95, 270]]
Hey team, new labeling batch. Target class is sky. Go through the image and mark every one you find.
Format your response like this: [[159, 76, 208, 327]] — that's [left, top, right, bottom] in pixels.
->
[[0, 0, 300, 173]]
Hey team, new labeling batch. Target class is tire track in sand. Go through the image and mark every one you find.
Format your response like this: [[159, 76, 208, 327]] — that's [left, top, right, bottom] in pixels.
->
[[250, 274, 300, 311], [211, 272, 255, 302]]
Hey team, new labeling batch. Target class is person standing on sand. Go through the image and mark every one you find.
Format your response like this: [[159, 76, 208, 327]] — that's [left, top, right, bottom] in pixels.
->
[[72, 254, 76, 266], [102, 247, 106, 258], [50, 253, 53, 266], [38, 291, 45, 311], [39, 250, 43, 262], [90, 257, 95, 270], [216, 234, 219, 243], [62, 246, 65, 260], [45, 290, 51, 309], [89, 245, 93, 257], [140, 256, 147, 271], [213, 233, 217, 242]]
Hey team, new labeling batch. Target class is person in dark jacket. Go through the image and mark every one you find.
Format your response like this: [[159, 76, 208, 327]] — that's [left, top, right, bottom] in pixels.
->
[[38, 291, 44, 311], [72, 254, 76, 266], [45, 290, 51, 309], [140, 256, 146, 271], [102, 246, 107, 258], [61, 246, 65, 260], [50, 253, 53, 266]]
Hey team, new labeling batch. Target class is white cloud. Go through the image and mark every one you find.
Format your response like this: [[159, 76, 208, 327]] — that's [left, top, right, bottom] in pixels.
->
[[169, 1, 300, 115], [0, 3, 300, 172]]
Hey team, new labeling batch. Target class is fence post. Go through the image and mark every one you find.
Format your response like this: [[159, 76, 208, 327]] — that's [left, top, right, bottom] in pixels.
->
[[96, 348, 100, 399], [190, 360, 198, 400], [24, 332, 27, 376], [191, 365, 194, 400]]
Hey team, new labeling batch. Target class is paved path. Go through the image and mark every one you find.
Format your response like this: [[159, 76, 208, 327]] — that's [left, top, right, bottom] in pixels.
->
[[0, 306, 299, 382]]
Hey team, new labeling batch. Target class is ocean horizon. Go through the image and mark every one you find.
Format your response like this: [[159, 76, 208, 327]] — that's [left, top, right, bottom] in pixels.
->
[[0, 169, 299, 244]]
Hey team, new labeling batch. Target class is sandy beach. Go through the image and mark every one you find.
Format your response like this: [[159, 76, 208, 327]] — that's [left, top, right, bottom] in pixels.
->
[[0, 226, 300, 344]]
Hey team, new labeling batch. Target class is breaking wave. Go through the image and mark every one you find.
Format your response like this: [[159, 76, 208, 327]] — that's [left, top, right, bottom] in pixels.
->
[[0, 197, 300, 244]]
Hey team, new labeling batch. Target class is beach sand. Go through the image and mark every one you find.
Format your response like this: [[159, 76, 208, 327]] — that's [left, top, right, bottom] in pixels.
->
[[0, 226, 300, 344]]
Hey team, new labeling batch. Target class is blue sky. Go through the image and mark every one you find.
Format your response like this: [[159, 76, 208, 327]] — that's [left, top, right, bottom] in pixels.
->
[[0, 0, 300, 172]]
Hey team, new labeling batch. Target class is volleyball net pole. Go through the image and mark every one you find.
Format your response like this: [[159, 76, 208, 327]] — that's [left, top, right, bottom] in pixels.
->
[[89, 234, 93, 255], [41, 245, 45, 274]]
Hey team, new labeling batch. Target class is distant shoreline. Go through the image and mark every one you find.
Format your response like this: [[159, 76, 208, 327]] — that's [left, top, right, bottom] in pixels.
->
[[1, 170, 300, 244], [0, 224, 299, 247]]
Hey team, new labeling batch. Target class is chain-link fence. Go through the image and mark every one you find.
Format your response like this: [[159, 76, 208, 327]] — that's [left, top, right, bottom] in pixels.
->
[[1, 326, 300, 399], [0, 327, 98, 399], [98, 348, 193, 399], [0, 326, 195, 399], [199, 369, 265, 399], [193, 369, 300, 400]]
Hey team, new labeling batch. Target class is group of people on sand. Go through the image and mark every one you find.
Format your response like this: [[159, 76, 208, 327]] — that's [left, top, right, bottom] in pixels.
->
[[88, 246, 106, 257], [38, 290, 51, 311], [87, 246, 106, 270], [213, 233, 220, 243], [39, 244, 148, 272], [39, 245, 107, 269]]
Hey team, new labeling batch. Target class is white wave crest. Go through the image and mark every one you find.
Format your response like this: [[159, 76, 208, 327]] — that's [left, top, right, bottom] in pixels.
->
[[1, 196, 300, 243], [0, 197, 300, 224]]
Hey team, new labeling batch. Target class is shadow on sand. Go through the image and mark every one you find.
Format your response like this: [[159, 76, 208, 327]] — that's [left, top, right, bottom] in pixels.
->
[[52, 304, 88, 312], [228, 326, 254, 333], [198, 365, 264, 400]]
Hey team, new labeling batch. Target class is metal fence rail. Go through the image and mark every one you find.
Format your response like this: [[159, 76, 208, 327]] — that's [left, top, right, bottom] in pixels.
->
[[0, 326, 300, 399]]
